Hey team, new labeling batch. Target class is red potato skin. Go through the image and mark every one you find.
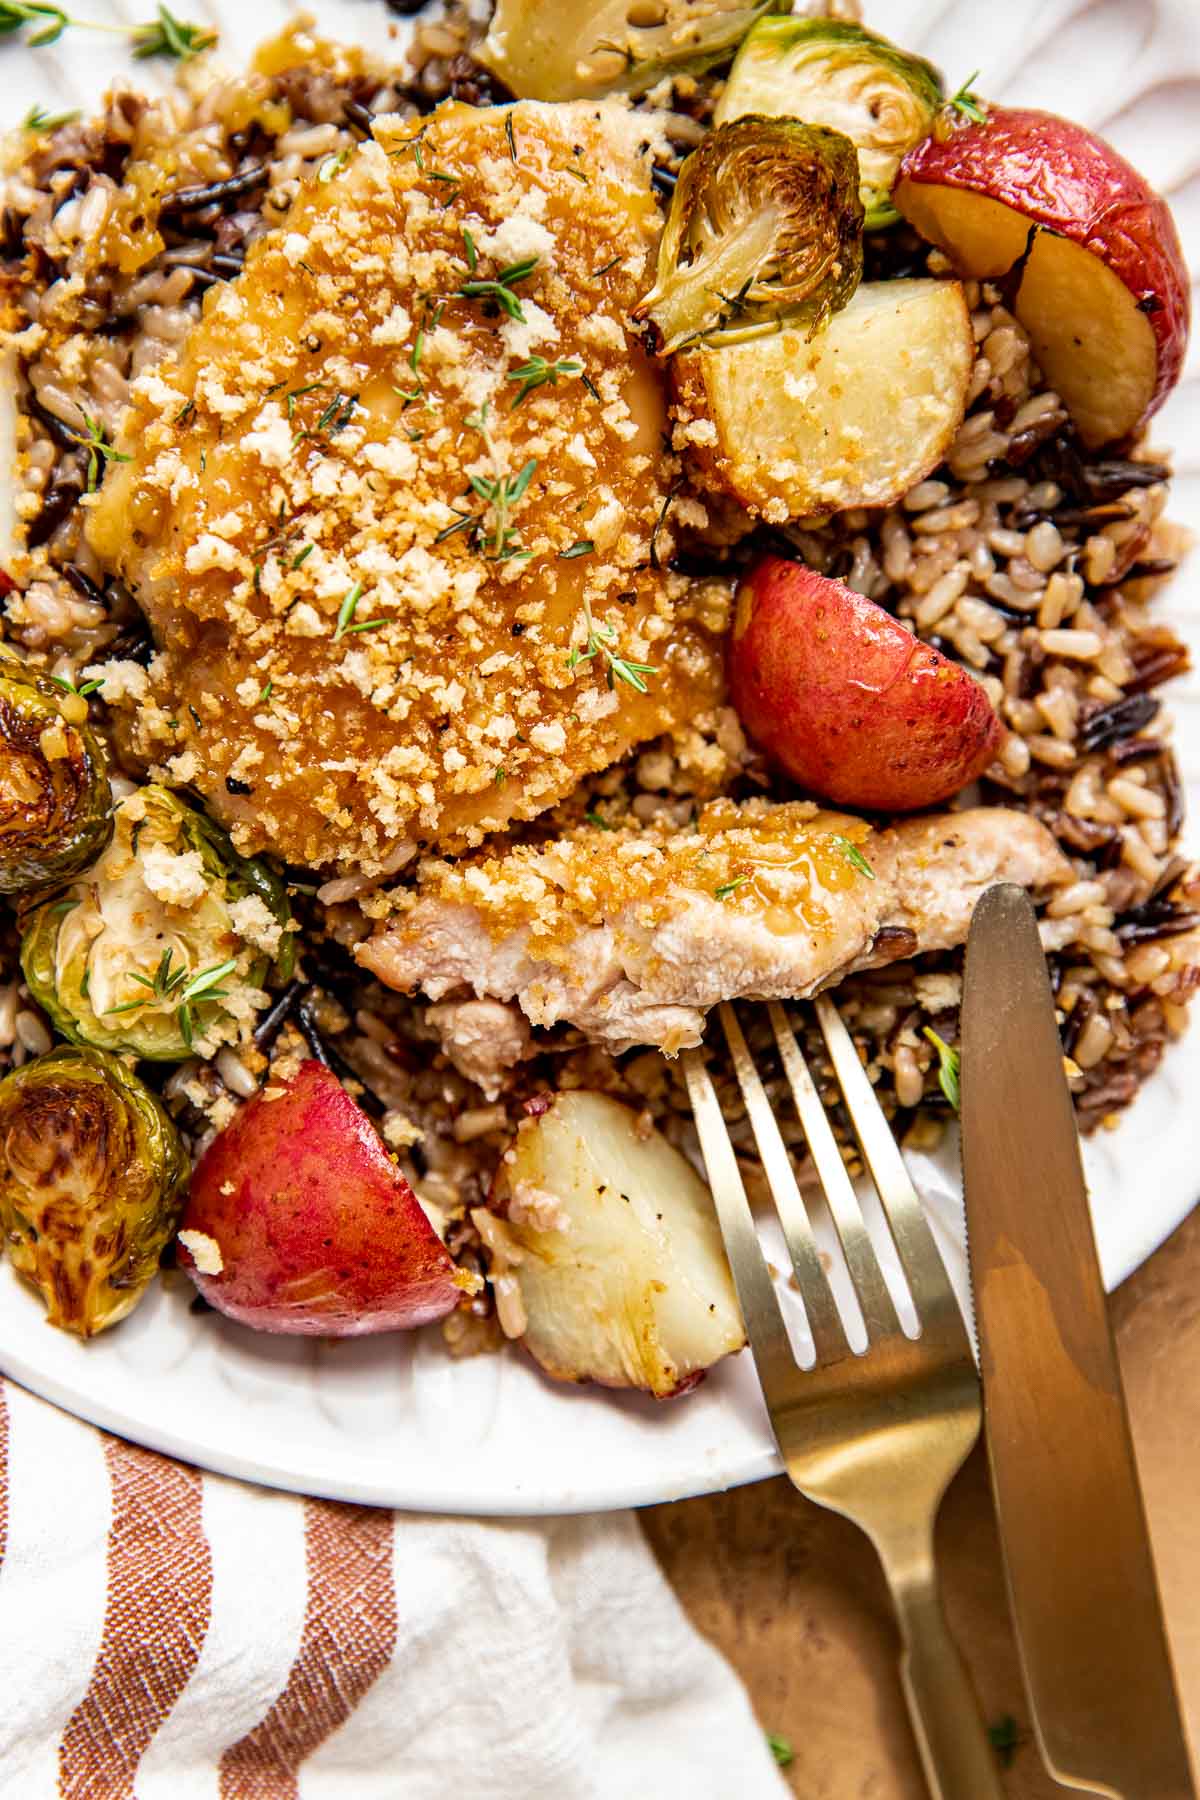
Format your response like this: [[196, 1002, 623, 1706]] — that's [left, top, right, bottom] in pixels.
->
[[177, 1060, 459, 1335], [897, 108, 1190, 430], [728, 558, 1003, 812]]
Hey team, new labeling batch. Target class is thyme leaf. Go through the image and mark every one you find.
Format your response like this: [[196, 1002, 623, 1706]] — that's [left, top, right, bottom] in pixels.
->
[[130, 4, 215, 59], [923, 1028, 961, 1113], [946, 71, 987, 123], [507, 355, 582, 407], [714, 876, 748, 901], [69, 410, 131, 492], [567, 598, 656, 695], [558, 538, 594, 560], [20, 102, 80, 130], [830, 835, 875, 880]]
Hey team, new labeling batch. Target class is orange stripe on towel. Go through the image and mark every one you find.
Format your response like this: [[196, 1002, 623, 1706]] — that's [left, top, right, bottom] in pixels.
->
[[218, 1499, 397, 1800], [58, 1437, 213, 1800]]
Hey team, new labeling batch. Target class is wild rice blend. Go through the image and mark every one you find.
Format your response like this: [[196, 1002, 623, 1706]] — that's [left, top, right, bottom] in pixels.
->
[[1, 7, 1197, 1348]]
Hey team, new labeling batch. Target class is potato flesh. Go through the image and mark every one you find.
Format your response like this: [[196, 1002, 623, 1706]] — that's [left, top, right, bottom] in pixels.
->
[[896, 182, 1157, 448], [672, 279, 973, 518], [493, 1091, 744, 1396]]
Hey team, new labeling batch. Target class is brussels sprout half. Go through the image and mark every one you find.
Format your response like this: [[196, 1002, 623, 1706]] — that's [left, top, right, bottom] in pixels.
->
[[479, 0, 784, 103], [715, 18, 944, 228], [0, 1045, 188, 1337], [0, 655, 112, 896], [634, 116, 863, 356], [21, 784, 293, 1062]]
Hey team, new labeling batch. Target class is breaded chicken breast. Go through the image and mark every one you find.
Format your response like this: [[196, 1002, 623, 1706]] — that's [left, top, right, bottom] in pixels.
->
[[86, 100, 722, 876], [359, 798, 1070, 1052]]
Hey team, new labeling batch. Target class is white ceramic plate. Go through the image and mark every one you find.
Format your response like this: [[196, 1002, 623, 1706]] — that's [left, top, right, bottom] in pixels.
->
[[2, 0, 1199, 1515]]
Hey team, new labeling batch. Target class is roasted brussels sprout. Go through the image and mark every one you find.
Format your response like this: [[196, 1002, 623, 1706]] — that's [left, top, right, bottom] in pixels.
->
[[715, 18, 943, 228], [0, 654, 111, 895], [479, 0, 783, 102], [21, 784, 293, 1062], [0, 1045, 188, 1337], [634, 117, 863, 356]]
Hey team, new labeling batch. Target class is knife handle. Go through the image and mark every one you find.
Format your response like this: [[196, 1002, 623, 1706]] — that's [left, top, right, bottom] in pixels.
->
[[888, 1565, 1006, 1800]]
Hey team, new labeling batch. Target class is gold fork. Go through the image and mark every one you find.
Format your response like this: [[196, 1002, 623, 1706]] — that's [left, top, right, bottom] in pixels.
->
[[684, 996, 1003, 1800]]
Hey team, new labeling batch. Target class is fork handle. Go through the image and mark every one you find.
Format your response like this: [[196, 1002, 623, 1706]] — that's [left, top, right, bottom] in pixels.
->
[[890, 1572, 1006, 1800]]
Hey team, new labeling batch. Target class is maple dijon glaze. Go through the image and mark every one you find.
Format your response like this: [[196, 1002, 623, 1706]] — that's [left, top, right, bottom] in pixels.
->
[[86, 100, 725, 876]]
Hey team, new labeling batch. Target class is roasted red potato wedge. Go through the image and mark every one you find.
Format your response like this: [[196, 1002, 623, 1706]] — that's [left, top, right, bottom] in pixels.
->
[[895, 106, 1190, 448], [177, 1061, 461, 1335], [728, 557, 1003, 811]]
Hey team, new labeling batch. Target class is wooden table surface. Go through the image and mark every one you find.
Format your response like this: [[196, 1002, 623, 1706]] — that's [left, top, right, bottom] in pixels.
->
[[644, 1199, 1200, 1796]]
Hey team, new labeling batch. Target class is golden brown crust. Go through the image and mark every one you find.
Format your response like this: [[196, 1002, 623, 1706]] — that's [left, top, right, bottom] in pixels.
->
[[86, 100, 723, 873]]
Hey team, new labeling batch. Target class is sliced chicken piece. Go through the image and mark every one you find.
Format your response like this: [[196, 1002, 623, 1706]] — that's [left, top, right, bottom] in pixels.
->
[[426, 998, 531, 1101], [86, 100, 722, 877], [359, 798, 1071, 1053]]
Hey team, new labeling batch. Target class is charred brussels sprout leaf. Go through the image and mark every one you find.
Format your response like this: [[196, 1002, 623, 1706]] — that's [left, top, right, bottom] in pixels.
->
[[479, 0, 784, 102], [715, 18, 943, 228], [0, 1045, 188, 1337], [21, 783, 293, 1062], [0, 656, 111, 895], [634, 117, 863, 355]]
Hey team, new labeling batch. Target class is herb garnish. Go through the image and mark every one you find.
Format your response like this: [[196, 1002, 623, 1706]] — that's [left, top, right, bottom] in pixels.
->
[[259, 681, 273, 702], [312, 389, 358, 436], [68, 411, 131, 492], [291, 543, 314, 569], [507, 355, 582, 407], [458, 255, 539, 323], [766, 1734, 794, 1769], [504, 110, 517, 162], [830, 835, 875, 880], [461, 226, 477, 272], [130, 4, 214, 59], [47, 671, 104, 699], [946, 71, 987, 123], [567, 597, 656, 694], [493, 767, 506, 785], [20, 102, 80, 131], [285, 381, 324, 421], [469, 456, 538, 559], [332, 581, 385, 641], [105, 948, 237, 1050], [584, 810, 616, 831], [923, 1027, 961, 1112], [592, 255, 620, 279], [1, 2, 215, 55], [714, 876, 748, 901], [317, 147, 350, 184], [559, 539, 594, 560]]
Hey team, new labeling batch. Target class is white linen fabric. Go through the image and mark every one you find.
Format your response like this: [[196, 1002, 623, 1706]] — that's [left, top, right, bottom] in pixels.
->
[[0, 1378, 789, 1799]]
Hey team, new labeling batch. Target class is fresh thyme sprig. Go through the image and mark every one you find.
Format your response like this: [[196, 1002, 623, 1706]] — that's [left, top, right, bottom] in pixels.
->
[[567, 596, 656, 695], [714, 875, 748, 901], [68, 411, 131, 492], [20, 102, 80, 131], [130, 4, 215, 59], [457, 255, 539, 324], [506, 355, 582, 408], [469, 456, 538, 560], [0, 1, 214, 56], [332, 581, 386, 641], [105, 947, 237, 1049], [923, 1027, 961, 1112], [830, 835, 875, 880], [946, 70, 987, 123], [47, 671, 104, 699]]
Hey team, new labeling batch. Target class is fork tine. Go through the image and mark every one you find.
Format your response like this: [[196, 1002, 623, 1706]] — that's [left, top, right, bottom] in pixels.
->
[[768, 1001, 903, 1344], [682, 1049, 798, 1408], [718, 1003, 848, 1364], [813, 995, 967, 1344]]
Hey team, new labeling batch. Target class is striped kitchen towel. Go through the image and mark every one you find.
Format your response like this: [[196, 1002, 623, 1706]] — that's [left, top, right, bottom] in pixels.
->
[[0, 1377, 789, 1800]]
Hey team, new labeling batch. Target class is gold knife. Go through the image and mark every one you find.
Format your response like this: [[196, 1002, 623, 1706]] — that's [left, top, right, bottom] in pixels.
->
[[961, 882, 1195, 1800]]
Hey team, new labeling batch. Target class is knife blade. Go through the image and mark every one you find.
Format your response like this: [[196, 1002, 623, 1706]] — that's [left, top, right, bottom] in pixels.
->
[[961, 882, 1194, 1800]]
